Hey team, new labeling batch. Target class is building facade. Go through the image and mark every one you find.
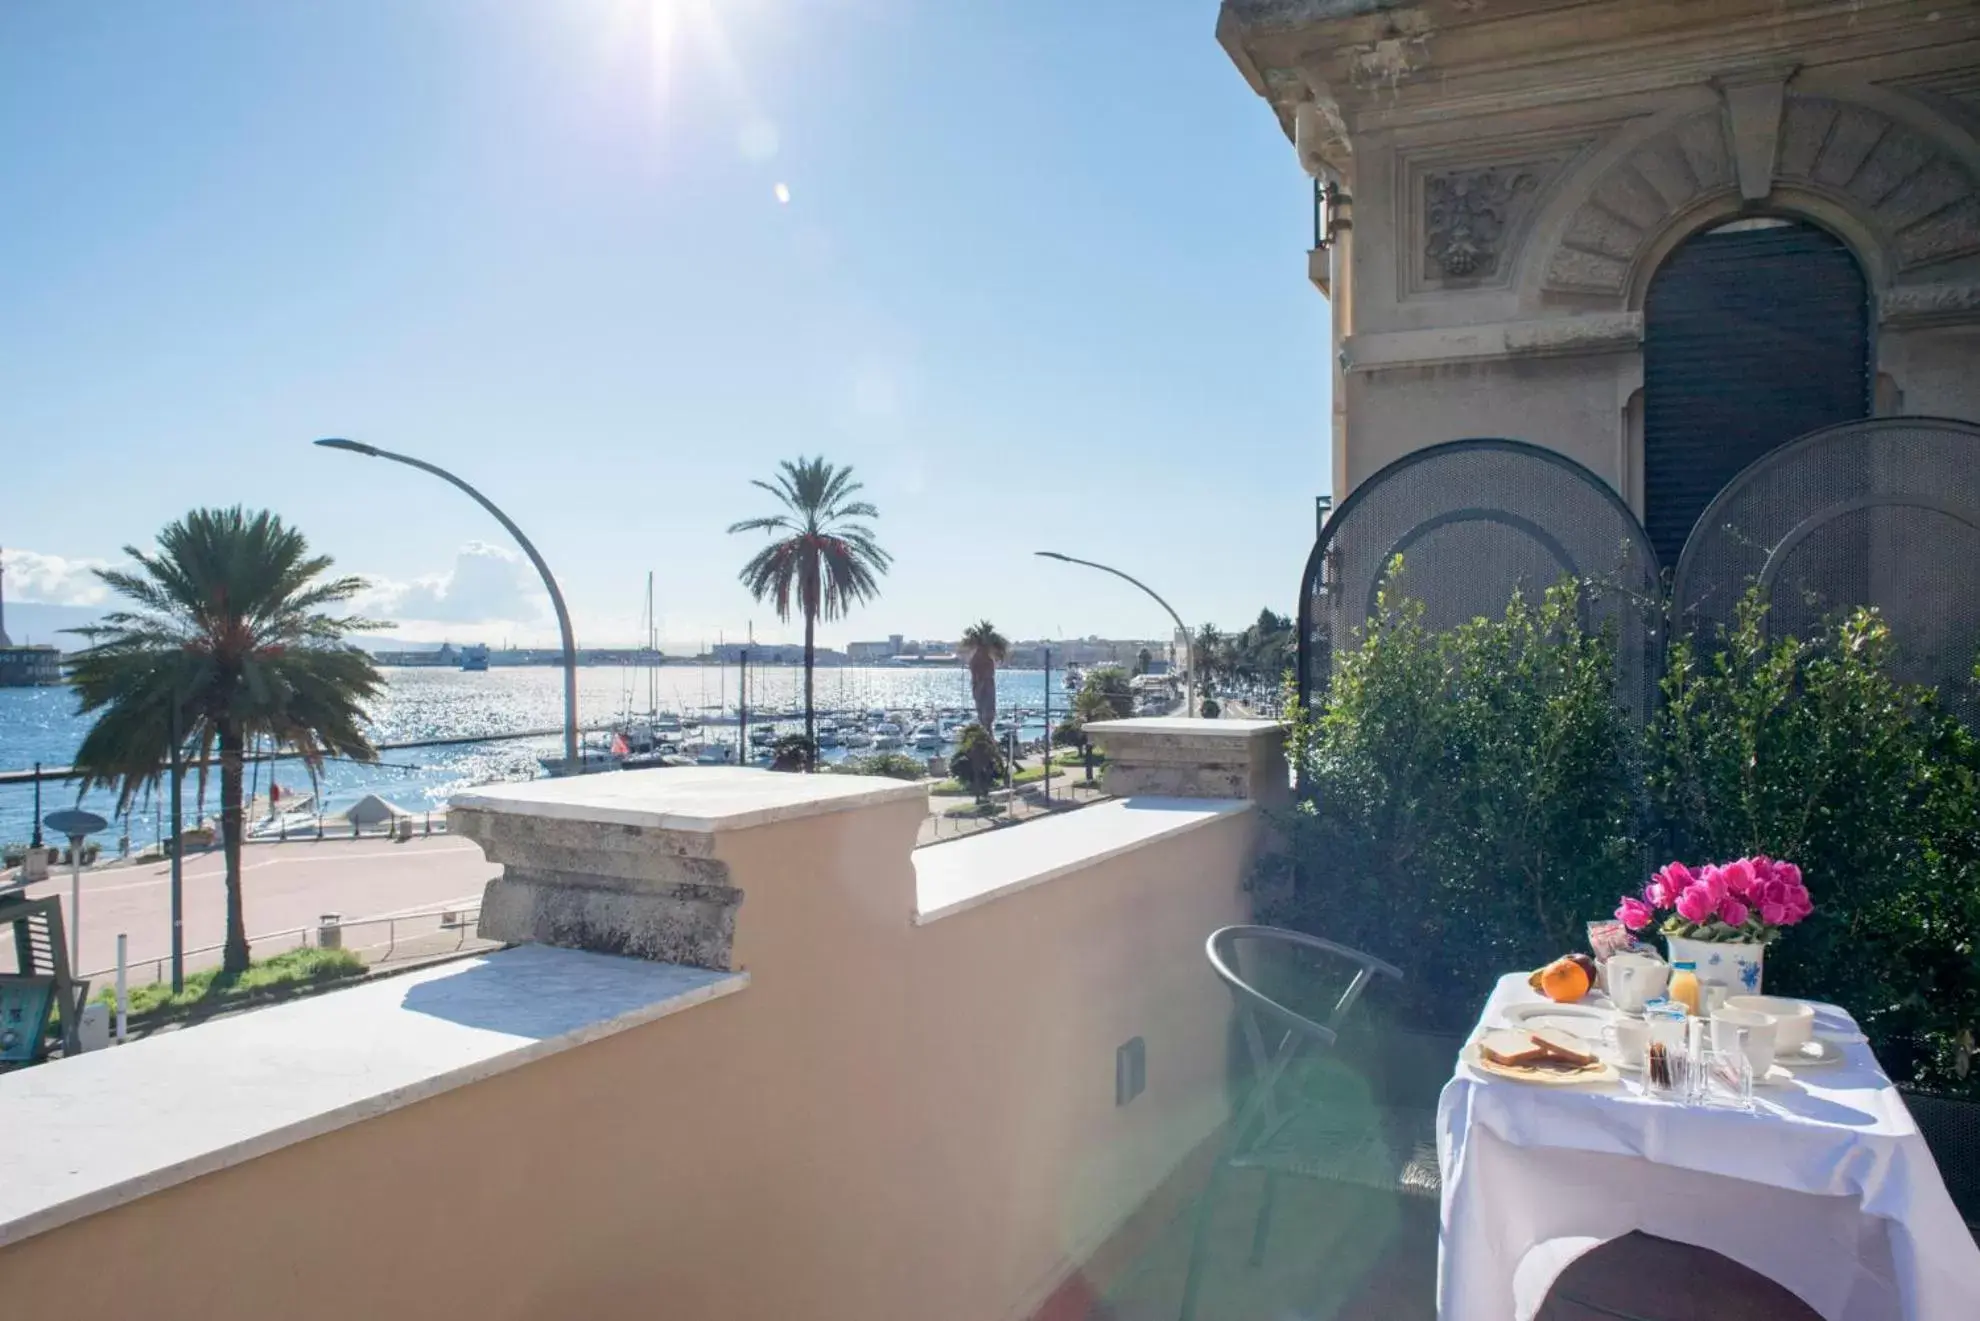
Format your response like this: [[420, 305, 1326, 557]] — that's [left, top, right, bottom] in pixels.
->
[[1219, 0, 1980, 555]]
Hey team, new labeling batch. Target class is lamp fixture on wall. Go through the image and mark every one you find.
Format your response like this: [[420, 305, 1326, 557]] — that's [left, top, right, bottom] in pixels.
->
[[1313, 178, 1352, 252]]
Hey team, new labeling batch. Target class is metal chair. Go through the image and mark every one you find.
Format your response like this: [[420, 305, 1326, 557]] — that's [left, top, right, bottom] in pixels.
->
[[1178, 925, 1441, 1321]]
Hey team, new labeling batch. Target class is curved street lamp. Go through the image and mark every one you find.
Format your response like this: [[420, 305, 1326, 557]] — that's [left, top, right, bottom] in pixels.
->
[[1034, 551, 1194, 716], [315, 438, 579, 771]]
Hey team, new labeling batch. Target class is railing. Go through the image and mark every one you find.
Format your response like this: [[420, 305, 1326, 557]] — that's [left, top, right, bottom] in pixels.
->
[[83, 902, 489, 990]]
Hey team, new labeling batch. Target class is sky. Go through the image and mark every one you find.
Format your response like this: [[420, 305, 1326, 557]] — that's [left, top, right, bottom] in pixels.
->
[[0, 0, 1329, 651]]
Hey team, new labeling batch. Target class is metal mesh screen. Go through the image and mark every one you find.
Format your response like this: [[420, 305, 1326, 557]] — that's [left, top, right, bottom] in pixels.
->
[[1672, 417, 1980, 725], [1298, 439, 1664, 722]]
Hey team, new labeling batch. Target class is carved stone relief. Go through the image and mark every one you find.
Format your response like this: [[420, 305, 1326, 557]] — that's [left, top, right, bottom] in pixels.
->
[[1542, 96, 1980, 297], [1424, 167, 1539, 279]]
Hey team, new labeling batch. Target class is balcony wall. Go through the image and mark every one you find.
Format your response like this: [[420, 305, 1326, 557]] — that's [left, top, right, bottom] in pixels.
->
[[0, 722, 1279, 1321]]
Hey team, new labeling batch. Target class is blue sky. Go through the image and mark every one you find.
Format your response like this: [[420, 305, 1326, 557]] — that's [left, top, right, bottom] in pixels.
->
[[0, 0, 1328, 649]]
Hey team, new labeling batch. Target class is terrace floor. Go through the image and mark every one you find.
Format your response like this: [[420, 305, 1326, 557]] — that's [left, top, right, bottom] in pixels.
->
[[1057, 1177, 1838, 1321]]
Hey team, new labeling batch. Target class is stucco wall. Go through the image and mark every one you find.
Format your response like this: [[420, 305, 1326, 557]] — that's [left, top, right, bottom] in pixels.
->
[[0, 793, 1255, 1321]]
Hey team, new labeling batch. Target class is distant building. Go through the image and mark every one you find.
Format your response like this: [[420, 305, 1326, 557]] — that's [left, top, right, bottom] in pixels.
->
[[846, 639, 897, 662], [0, 550, 63, 687]]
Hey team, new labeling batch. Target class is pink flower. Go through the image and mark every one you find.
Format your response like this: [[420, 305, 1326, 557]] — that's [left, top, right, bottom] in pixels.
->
[[1784, 884, 1813, 922], [1773, 861, 1802, 891], [1760, 900, 1789, 926], [1616, 896, 1654, 931], [1696, 865, 1728, 908], [1675, 883, 1716, 924], [1719, 896, 1751, 927], [1647, 862, 1694, 910], [1721, 858, 1758, 897]]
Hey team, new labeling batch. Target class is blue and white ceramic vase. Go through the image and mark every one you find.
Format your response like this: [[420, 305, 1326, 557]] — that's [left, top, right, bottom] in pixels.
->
[[1665, 935, 1764, 997]]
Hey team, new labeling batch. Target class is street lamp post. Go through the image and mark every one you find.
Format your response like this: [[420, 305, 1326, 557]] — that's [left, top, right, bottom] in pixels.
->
[[1034, 551, 1194, 716], [314, 439, 580, 770]]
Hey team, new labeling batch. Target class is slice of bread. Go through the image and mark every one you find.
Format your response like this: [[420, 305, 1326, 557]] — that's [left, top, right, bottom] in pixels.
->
[[1479, 1029, 1551, 1068], [1528, 1027, 1600, 1069]]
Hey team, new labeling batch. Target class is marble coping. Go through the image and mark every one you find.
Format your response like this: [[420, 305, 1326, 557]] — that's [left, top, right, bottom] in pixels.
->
[[0, 945, 746, 1248], [451, 766, 928, 834], [912, 796, 1253, 924], [1082, 717, 1283, 739]]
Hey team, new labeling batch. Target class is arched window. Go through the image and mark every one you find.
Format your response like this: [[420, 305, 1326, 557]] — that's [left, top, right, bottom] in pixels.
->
[[1642, 218, 1871, 566]]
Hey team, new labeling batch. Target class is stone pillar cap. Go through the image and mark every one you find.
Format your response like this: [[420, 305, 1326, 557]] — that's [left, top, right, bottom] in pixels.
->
[[452, 767, 925, 834], [1083, 717, 1281, 739]]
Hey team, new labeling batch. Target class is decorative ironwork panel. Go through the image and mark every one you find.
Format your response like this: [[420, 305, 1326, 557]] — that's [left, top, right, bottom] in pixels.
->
[[1672, 416, 1980, 725], [1297, 439, 1664, 724]]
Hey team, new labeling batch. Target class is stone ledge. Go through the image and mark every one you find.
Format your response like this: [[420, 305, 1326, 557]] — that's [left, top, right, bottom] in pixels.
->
[[450, 766, 926, 834], [1083, 718, 1289, 805], [452, 768, 927, 969]]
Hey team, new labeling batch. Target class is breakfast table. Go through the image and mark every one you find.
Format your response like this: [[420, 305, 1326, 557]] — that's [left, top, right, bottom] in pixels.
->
[[1437, 972, 1980, 1320]]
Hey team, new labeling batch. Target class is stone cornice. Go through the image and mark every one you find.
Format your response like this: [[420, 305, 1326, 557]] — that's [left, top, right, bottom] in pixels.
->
[[1341, 313, 1643, 372]]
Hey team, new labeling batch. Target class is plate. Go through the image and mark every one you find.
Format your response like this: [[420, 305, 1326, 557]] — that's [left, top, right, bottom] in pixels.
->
[[1463, 1040, 1619, 1087], [1502, 1001, 1612, 1041]]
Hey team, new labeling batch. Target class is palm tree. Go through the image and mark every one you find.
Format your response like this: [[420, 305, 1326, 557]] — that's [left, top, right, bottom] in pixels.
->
[[66, 508, 383, 976], [729, 458, 891, 767], [958, 620, 1009, 731], [1193, 622, 1225, 702]]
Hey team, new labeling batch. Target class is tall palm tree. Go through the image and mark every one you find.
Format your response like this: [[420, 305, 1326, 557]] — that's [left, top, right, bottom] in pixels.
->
[[1193, 622, 1225, 701], [67, 508, 384, 976], [958, 620, 1009, 731], [729, 458, 891, 768]]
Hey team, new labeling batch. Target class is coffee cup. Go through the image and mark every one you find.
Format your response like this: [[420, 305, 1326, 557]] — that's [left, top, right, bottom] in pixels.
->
[[1711, 1006, 1778, 1077], [1606, 952, 1670, 1014], [1604, 1016, 1650, 1070]]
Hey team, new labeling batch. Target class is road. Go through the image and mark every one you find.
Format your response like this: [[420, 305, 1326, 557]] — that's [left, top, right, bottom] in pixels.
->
[[16, 835, 497, 979]]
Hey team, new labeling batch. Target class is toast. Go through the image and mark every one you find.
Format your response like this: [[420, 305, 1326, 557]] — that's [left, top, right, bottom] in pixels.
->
[[1527, 1027, 1601, 1069], [1479, 1029, 1552, 1068]]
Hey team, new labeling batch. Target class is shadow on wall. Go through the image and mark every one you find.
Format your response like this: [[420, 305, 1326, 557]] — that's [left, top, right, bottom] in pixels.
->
[[397, 945, 739, 1040]]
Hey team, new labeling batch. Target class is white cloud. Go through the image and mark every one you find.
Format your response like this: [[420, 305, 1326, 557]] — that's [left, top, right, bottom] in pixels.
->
[[0, 548, 117, 606], [355, 541, 547, 629]]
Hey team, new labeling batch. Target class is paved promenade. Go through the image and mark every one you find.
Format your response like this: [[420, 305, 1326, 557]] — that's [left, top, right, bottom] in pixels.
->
[[14, 835, 497, 980]]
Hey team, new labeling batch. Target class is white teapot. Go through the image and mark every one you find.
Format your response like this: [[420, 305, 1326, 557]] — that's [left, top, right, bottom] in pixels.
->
[[1605, 951, 1671, 1014]]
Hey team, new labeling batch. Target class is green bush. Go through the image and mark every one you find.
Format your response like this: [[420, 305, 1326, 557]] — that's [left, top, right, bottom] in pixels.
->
[[837, 751, 928, 781], [1652, 593, 1980, 1093], [1266, 570, 1645, 1031], [951, 724, 1005, 803]]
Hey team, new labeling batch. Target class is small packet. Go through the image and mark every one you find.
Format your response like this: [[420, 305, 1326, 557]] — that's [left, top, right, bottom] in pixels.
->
[[1586, 919, 1641, 963]]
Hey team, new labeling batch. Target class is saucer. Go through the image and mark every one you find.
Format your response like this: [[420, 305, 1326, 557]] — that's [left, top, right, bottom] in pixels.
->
[[1773, 1037, 1846, 1068]]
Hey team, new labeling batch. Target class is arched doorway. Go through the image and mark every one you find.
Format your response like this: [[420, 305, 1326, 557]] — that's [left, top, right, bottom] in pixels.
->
[[1641, 217, 1871, 566]]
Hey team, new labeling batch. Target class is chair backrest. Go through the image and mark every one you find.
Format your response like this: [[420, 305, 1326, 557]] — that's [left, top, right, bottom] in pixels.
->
[[1206, 926, 1404, 1146]]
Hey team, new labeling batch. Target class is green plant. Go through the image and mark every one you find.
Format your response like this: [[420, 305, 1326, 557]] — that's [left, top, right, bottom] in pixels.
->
[[951, 723, 1005, 803], [1077, 666, 1132, 723], [97, 945, 364, 1023], [1199, 697, 1221, 718], [959, 620, 1009, 732], [1651, 592, 1980, 1093], [1266, 565, 1646, 1031], [769, 733, 816, 772], [729, 457, 891, 770], [66, 508, 383, 975], [1052, 717, 1083, 748], [837, 751, 927, 781]]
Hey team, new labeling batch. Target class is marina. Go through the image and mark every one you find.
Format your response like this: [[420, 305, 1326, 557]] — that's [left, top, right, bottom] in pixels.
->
[[0, 661, 1118, 851]]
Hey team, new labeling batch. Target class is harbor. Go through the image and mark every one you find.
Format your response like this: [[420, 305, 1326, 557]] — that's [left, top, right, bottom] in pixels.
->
[[0, 660, 1168, 853]]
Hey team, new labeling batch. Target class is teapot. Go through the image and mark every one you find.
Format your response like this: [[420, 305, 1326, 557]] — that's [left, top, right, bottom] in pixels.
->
[[1605, 951, 1671, 1014]]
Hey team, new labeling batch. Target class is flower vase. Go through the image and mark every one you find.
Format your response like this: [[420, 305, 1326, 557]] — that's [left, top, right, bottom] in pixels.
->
[[1665, 935, 1764, 997]]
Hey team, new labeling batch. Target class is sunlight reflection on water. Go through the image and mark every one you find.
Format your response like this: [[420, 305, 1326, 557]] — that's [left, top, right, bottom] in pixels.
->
[[1, 664, 1075, 849]]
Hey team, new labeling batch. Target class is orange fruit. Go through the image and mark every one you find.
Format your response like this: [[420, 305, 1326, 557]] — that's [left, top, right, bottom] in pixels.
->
[[1539, 957, 1591, 1003]]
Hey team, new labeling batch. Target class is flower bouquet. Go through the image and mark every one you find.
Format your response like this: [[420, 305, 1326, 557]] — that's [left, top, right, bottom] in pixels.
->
[[1616, 857, 1813, 995]]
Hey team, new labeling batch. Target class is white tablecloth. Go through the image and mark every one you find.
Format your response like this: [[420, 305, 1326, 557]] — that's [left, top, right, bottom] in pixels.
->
[[1437, 973, 1980, 1320]]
